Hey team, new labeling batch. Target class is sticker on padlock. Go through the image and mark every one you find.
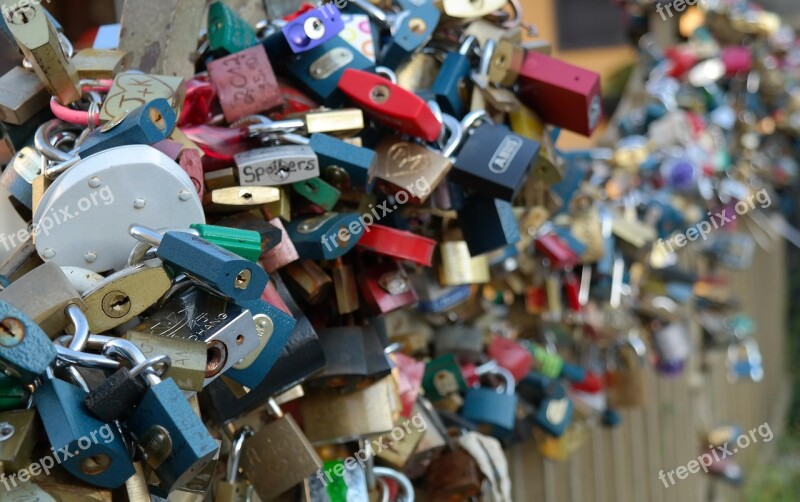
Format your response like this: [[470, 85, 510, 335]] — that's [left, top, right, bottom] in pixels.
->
[[234, 145, 320, 186], [100, 73, 187, 123]]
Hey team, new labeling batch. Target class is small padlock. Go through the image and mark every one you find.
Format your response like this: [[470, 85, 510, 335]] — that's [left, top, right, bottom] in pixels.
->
[[283, 259, 333, 305], [0, 300, 56, 383], [422, 354, 468, 401], [129, 225, 268, 301], [214, 426, 254, 502], [360, 262, 418, 314], [461, 362, 518, 439], [286, 213, 365, 260], [234, 144, 320, 186], [100, 73, 187, 123], [282, 5, 344, 54], [34, 369, 135, 488], [432, 36, 477, 118], [207, 1, 258, 55], [124, 331, 209, 392], [190, 224, 263, 262], [457, 194, 521, 256], [0, 66, 49, 125]]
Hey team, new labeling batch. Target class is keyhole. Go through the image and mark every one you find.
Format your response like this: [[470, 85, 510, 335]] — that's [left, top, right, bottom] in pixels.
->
[[8, 6, 35, 25], [370, 85, 391, 104], [205, 341, 228, 378], [234, 269, 252, 290], [149, 108, 167, 132], [305, 181, 318, 193], [239, 189, 253, 200], [101, 291, 132, 318], [0, 422, 15, 442], [81, 454, 111, 476], [408, 18, 426, 34], [0, 318, 25, 348]]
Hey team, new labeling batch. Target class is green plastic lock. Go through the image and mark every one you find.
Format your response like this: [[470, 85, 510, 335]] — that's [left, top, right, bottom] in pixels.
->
[[189, 224, 262, 262], [292, 177, 342, 211], [207, 1, 258, 54]]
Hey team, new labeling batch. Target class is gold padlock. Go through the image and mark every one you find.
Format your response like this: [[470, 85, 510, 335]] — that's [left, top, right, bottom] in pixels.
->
[[438, 241, 490, 286]]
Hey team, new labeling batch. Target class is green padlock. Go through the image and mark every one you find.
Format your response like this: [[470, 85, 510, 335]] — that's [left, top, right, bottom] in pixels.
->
[[190, 224, 263, 262], [207, 1, 258, 55], [0, 374, 26, 411], [292, 177, 342, 212]]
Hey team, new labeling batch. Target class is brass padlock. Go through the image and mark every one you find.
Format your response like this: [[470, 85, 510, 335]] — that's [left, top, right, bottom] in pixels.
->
[[438, 241, 490, 286], [0, 67, 49, 125], [125, 331, 208, 392]]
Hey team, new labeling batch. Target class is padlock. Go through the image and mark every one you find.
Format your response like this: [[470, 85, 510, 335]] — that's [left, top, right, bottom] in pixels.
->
[[373, 136, 451, 204], [432, 36, 477, 118], [0, 66, 49, 125], [426, 445, 483, 501], [378, 2, 440, 70], [204, 185, 281, 213], [4, 2, 80, 105], [282, 5, 344, 54], [434, 324, 483, 362], [489, 37, 525, 87], [207, 1, 258, 55], [442, 0, 508, 18], [0, 409, 38, 474], [301, 375, 397, 444], [520, 372, 574, 438], [461, 362, 518, 439], [80, 262, 171, 334], [261, 218, 300, 273], [190, 224, 263, 262], [283, 35, 375, 106], [605, 335, 648, 407], [438, 241, 490, 286], [488, 336, 533, 381], [129, 226, 268, 301], [338, 69, 442, 141], [117, 0, 206, 79], [214, 426, 254, 502], [422, 354, 468, 401], [0, 262, 86, 337], [357, 224, 437, 266], [125, 331, 208, 392], [113, 341, 219, 493], [207, 45, 283, 123], [458, 194, 520, 256], [0, 300, 56, 383], [0, 145, 42, 217], [71, 48, 132, 80], [292, 176, 341, 211], [225, 296, 296, 390], [280, 132, 377, 191], [212, 214, 284, 257], [100, 73, 187, 123], [452, 112, 540, 201], [283, 259, 333, 305], [34, 369, 135, 488], [240, 399, 323, 500], [517, 52, 603, 136], [0, 374, 28, 411], [286, 213, 365, 260], [307, 455, 369, 501], [331, 259, 359, 314], [310, 326, 370, 389], [471, 40, 523, 113], [360, 262, 418, 314], [77, 98, 177, 159], [234, 144, 320, 186]]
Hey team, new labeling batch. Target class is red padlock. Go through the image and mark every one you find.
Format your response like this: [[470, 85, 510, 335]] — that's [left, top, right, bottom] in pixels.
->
[[487, 336, 532, 381], [178, 148, 204, 198], [721, 46, 752, 76], [357, 224, 437, 267], [665, 45, 698, 79], [360, 262, 419, 314], [338, 69, 442, 142], [535, 233, 580, 269], [517, 52, 602, 137], [178, 77, 216, 127], [392, 352, 425, 417]]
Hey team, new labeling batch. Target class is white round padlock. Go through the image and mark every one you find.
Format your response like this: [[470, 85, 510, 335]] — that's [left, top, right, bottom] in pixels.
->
[[33, 145, 205, 273]]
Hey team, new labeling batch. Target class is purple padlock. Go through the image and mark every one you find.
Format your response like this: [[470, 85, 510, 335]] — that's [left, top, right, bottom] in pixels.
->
[[282, 5, 344, 54]]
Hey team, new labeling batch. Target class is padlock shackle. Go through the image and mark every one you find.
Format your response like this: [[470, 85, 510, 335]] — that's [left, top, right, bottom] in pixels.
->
[[65, 304, 89, 352], [227, 426, 255, 482], [373, 466, 415, 502], [129, 225, 164, 248]]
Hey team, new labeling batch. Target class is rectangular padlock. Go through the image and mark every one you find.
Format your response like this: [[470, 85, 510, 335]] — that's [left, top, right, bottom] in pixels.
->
[[438, 241, 490, 286], [189, 223, 262, 262], [517, 52, 603, 137], [283, 259, 333, 305], [124, 330, 208, 392], [71, 48, 132, 79], [5, 2, 80, 104], [373, 136, 451, 204], [0, 66, 49, 125], [234, 145, 320, 186], [282, 5, 344, 54], [207, 45, 283, 123], [207, 1, 258, 55], [100, 73, 187, 123]]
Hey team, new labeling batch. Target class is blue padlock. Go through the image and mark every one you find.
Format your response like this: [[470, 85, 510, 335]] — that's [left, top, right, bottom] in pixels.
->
[[115, 343, 219, 493], [380, 3, 440, 69], [461, 363, 518, 439], [129, 225, 268, 301], [34, 373, 135, 488], [225, 299, 297, 389], [457, 194, 520, 256], [283, 5, 344, 54], [77, 98, 176, 159], [286, 213, 365, 260], [0, 301, 56, 383], [284, 36, 375, 106], [522, 372, 574, 437], [432, 36, 477, 118]]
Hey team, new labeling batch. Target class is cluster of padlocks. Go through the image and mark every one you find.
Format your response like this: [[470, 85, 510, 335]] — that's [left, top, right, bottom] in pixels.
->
[[0, 0, 791, 499]]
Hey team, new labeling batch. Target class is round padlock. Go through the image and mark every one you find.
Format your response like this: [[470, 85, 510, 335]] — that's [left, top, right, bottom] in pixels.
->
[[33, 145, 205, 272]]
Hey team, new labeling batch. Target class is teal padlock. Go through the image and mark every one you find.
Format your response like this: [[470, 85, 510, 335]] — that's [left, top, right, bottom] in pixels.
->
[[461, 362, 518, 439], [0, 300, 56, 383], [34, 372, 135, 488], [207, 1, 258, 55]]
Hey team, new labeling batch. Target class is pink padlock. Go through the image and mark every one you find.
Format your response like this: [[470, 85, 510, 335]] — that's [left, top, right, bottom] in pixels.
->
[[721, 46, 752, 76]]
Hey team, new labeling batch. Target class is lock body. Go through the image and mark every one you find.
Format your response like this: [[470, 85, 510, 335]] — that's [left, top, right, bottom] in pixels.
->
[[0, 300, 56, 383]]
